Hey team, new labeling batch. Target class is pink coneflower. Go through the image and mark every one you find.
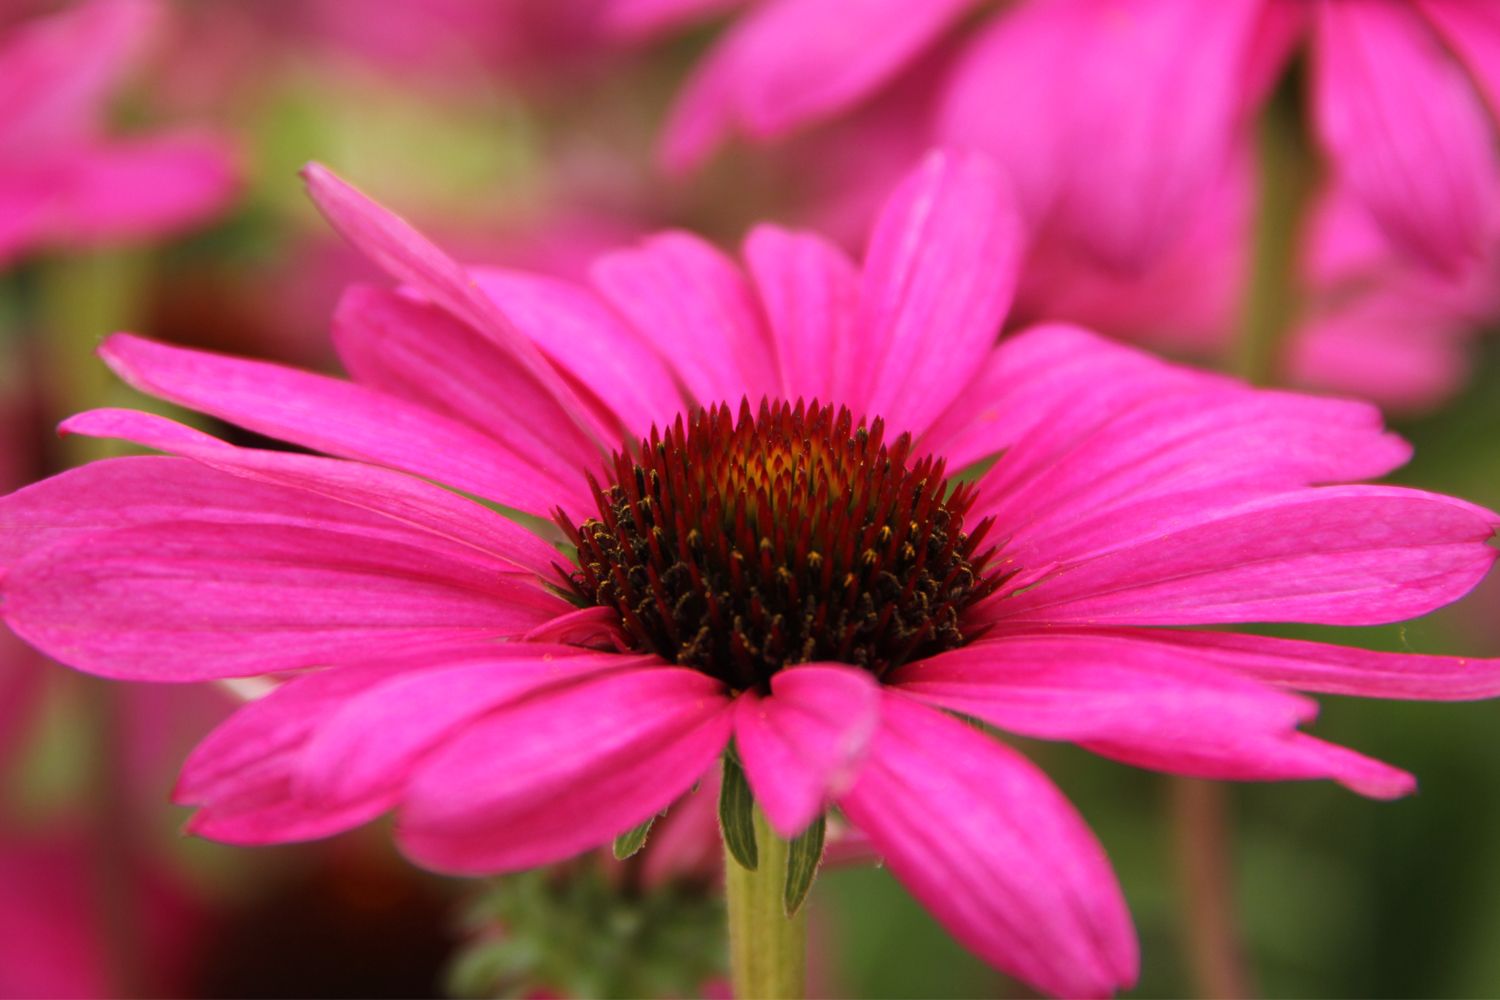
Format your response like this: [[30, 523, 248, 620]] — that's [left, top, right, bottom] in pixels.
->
[[4, 151, 1499, 997], [0, 0, 237, 267], [638, 0, 1500, 274]]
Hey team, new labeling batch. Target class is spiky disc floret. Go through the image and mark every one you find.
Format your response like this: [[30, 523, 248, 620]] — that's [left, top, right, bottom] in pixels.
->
[[557, 399, 1003, 691]]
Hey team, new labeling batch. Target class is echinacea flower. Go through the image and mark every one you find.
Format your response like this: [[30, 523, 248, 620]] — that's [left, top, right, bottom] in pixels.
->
[[635, 0, 1500, 274], [4, 150, 1500, 997], [0, 0, 237, 268]]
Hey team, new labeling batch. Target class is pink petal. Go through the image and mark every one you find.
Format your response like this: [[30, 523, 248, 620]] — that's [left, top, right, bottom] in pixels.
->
[[39, 132, 238, 246], [589, 230, 778, 407], [977, 387, 1413, 566], [1417, 1, 1500, 122], [940, 0, 1262, 269], [741, 224, 860, 404], [893, 631, 1413, 798], [839, 692, 1137, 998], [856, 150, 1023, 436], [468, 268, 685, 436], [330, 284, 605, 497], [60, 409, 564, 577], [4, 518, 564, 681], [1088, 733, 1414, 800], [983, 486, 1498, 627], [297, 650, 646, 806], [98, 333, 583, 517], [892, 633, 1317, 744], [0, 0, 158, 150], [1311, 0, 1500, 271], [1058, 627, 1500, 702], [733, 664, 881, 838], [920, 322, 1212, 473], [299, 163, 599, 441], [398, 666, 732, 874]]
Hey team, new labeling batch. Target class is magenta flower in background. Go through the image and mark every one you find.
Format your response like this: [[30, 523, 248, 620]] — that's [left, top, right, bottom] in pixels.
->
[[639, 0, 1500, 274], [0, 0, 237, 268], [4, 150, 1500, 997]]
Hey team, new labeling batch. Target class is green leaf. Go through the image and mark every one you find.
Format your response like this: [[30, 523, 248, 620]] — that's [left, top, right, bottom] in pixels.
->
[[719, 752, 758, 871], [783, 813, 826, 916], [613, 815, 656, 860]]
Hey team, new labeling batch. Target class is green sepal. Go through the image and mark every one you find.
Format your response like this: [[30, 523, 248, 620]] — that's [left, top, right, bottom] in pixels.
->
[[783, 813, 826, 916], [718, 750, 758, 871], [613, 815, 656, 860]]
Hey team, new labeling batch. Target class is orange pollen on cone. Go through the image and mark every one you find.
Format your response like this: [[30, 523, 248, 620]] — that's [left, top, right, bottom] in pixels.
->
[[555, 398, 1005, 691]]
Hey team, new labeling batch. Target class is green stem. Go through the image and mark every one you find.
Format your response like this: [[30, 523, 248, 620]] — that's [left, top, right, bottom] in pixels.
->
[[724, 806, 807, 1000]]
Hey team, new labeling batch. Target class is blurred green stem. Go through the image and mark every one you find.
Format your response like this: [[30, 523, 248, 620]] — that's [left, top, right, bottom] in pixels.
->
[[1170, 779, 1251, 1000], [41, 249, 150, 998], [725, 806, 807, 999]]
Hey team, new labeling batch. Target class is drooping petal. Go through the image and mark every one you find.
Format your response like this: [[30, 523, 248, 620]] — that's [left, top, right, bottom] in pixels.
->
[[1311, 0, 1500, 271], [981, 486, 1498, 627], [1055, 627, 1500, 701], [3, 518, 565, 681], [98, 333, 578, 517], [589, 230, 779, 407], [839, 692, 1137, 999], [598, 0, 743, 41], [733, 664, 881, 837], [296, 650, 647, 807], [742, 224, 860, 404], [468, 268, 686, 435], [1087, 732, 1414, 800], [855, 150, 1023, 436], [398, 666, 732, 874], [58, 409, 564, 576], [892, 632, 1411, 798]]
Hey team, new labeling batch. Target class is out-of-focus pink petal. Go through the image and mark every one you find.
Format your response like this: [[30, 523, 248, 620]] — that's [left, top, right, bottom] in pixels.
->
[[0, 632, 43, 766], [982, 486, 1498, 627], [0, 0, 158, 151], [590, 231, 778, 407], [330, 284, 606, 490], [920, 323, 1216, 473], [1240, 0, 1308, 107], [39, 132, 239, 246], [399, 667, 732, 874], [660, 0, 973, 170], [1417, 1, 1500, 121], [3, 518, 565, 681], [1055, 627, 1500, 701], [300, 163, 600, 441], [855, 150, 1022, 436], [734, 664, 881, 838], [1089, 732, 1415, 800], [58, 409, 564, 576], [98, 333, 584, 517], [940, 0, 1261, 269], [639, 768, 722, 887], [839, 692, 1137, 998], [742, 224, 860, 404], [297, 650, 646, 806], [468, 268, 685, 436], [1311, 0, 1500, 272], [894, 631, 1412, 799]]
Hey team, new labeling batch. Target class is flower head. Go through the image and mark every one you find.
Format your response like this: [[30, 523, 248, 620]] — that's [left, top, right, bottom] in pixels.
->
[[4, 150, 1499, 997]]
